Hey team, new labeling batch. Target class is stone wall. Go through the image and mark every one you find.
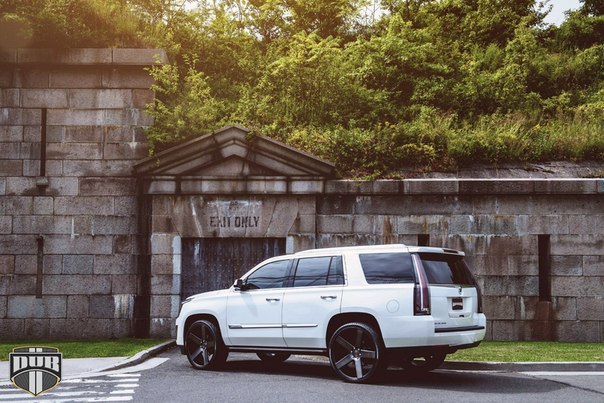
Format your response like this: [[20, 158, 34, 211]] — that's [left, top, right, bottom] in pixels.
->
[[0, 48, 166, 338], [144, 177, 604, 341]]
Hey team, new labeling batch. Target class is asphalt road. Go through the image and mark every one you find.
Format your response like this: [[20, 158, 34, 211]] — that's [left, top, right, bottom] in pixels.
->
[[133, 348, 604, 403]]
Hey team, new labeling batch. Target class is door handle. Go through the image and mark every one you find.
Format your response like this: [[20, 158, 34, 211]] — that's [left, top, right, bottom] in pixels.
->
[[266, 298, 280, 302], [321, 296, 337, 300]]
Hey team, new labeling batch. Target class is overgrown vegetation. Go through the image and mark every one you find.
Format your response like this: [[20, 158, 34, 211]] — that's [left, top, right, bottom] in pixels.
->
[[2, 0, 603, 177]]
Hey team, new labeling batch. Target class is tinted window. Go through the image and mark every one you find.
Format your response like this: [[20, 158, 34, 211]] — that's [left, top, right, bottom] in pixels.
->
[[419, 253, 475, 285], [246, 260, 290, 289], [359, 253, 415, 284], [293, 256, 344, 287]]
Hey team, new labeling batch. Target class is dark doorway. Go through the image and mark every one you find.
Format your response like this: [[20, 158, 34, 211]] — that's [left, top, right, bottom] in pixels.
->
[[181, 238, 286, 299]]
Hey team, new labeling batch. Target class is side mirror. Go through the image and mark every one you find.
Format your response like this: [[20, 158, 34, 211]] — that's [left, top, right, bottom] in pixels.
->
[[234, 278, 244, 290]]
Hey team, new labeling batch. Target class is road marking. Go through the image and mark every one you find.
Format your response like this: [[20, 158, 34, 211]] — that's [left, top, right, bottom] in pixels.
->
[[520, 371, 604, 376]]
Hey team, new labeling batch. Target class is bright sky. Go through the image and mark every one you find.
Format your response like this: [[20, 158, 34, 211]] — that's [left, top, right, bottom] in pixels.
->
[[543, 0, 582, 25]]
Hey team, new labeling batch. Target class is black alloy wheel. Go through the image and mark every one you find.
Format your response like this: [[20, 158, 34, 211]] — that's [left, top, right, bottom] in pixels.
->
[[185, 319, 228, 370], [328, 322, 384, 383]]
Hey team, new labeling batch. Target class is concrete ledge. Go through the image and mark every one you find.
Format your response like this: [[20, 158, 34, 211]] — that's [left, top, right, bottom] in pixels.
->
[[99, 340, 175, 372], [1, 48, 168, 66], [442, 360, 604, 372]]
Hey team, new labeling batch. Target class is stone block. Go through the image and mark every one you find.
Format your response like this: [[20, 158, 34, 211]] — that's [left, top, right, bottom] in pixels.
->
[[568, 215, 599, 234], [43, 235, 113, 255], [551, 255, 583, 276], [105, 126, 146, 143], [14, 67, 50, 88], [0, 142, 20, 159], [0, 255, 14, 274], [577, 297, 604, 321], [0, 126, 23, 141], [151, 234, 179, 255], [102, 67, 154, 89], [0, 178, 5, 195], [115, 197, 137, 216], [94, 254, 135, 275], [0, 296, 6, 318], [47, 142, 103, 160], [483, 296, 516, 320], [507, 255, 539, 276], [12, 216, 69, 234], [54, 197, 114, 215], [20, 89, 69, 108], [67, 295, 89, 318], [7, 275, 36, 294], [114, 235, 134, 254], [459, 179, 534, 195], [0, 108, 41, 125], [80, 178, 135, 196], [90, 295, 115, 318], [23, 319, 51, 339], [0, 235, 36, 254], [150, 318, 174, 338], [22, 160, 40, 176], [150, 295, 180, 318], [43, 255, 63, 275], [49, 318, 130, 338], [551, 297, 577, 320], [0, 216, 11, 234], [63, 254, 94, 274], [0, 319, 24, 338], [534, 179, 597, 194], [0, 160, 22, 176], [528, 215, 570, 235], [112, 48, 168, 65], [68, 89, 133, 109], [405, 179, 458, 194], [490, 320, 532, 341], [33, 197, 53, 215], [8, 295, 66, 318], [50, 68, 103, 88], [317, 215, 353, 234], [91, 216, 135, 235], [111, 276, 137, 294], [583, 256, 604, 276], [151, 255, 176, 275], [556, 320, 600, 342], [0, 89, 19, 107], [152, 215, 175, 233], [516, 296, 538, 321], [132, 89, 155, 108], [62, 160, 134, 177], [43, 274, 112, 295], [552, 276, 604, 297], [103, 142, 149, 160], [551, 235, 604, 256], [151, 274, 180, 295], [482, 275, 538, 297], [63, 126, 103, 143], [5, 177, 36, 194]]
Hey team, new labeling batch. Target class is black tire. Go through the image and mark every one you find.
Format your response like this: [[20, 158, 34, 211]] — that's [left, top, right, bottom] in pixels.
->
[[328, 322, 385, 383], [256, 352, 291, 363], [401, 352, 446, 373], [185, 319, 228, 370]]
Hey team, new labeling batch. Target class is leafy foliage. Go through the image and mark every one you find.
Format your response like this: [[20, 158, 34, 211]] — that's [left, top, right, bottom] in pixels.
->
[[3, 0, 603, 176]]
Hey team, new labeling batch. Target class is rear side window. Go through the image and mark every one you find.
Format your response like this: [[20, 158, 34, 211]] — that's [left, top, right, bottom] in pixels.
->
[[293, 256, 344, 287], [359, 253, 415, 284], [418, 253, 475, 285]]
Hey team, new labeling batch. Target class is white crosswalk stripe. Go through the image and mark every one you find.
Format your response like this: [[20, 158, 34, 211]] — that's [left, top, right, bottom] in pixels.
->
[[0, 373, 141, 402]]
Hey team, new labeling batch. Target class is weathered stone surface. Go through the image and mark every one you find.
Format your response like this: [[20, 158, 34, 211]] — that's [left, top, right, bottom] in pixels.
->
[[8, 295, 66, 318], [556, 320, 601, 342], [583, 256, 604, 276], [94, 254, 135, 275], [67, 295, 89, 318], [43, 235, 113, 255], [0, 255, 14, 274], [63, 255, 94, 274], [577, 297, 604, 321], [43, 275, 112, 295]]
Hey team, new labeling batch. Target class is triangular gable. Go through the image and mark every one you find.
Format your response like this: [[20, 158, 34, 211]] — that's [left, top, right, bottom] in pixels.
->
[[134, 125, 335, 177]]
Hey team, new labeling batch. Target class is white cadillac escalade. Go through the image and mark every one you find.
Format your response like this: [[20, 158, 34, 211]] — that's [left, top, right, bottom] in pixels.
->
[[175, 244, 486, 383]]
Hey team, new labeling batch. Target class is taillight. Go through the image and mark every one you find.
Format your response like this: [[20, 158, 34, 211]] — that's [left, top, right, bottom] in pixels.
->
[[412, 254, 430, 315]]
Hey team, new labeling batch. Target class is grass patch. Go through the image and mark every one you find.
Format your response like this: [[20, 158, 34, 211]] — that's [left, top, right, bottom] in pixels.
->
[[448, 341, 604, 362], [0, 339, 171, 361]]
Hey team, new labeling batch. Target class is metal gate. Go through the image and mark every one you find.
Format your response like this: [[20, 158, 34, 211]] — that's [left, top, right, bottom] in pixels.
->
[[181, 238, 286, 299]]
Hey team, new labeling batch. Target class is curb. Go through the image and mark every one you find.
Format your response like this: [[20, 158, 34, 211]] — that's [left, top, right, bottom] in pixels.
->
[[98, 340, 176, 372], [442, 361, 604, 372]]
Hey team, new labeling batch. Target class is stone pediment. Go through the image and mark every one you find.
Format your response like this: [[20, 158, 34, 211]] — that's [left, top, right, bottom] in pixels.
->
[[134, 125, 335, 177]]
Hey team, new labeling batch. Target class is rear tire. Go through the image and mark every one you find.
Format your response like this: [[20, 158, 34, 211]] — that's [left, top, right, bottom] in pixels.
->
[[328, 322, 385, 383], [401, 352, 446, 373], [185, 319, 228, 370]]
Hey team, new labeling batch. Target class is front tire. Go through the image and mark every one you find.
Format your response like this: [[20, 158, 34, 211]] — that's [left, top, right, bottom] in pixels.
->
[[328, 322, 385, 383], [185, 319, 228, 370]]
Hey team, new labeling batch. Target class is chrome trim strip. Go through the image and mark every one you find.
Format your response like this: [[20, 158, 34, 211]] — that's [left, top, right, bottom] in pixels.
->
[[228, 324, 283, 329], [283, 324, 318, 329]]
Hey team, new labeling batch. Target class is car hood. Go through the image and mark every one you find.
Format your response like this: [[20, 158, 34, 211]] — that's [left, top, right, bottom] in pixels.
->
[[186, 288, 230, 302]]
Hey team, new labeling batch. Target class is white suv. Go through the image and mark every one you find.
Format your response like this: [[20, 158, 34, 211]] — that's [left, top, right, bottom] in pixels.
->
[[175, 244, 486, 383]]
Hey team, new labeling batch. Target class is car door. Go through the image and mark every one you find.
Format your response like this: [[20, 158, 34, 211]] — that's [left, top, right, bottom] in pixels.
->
[[282, 256, 345, 349], [226, 259, 291, 347]]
